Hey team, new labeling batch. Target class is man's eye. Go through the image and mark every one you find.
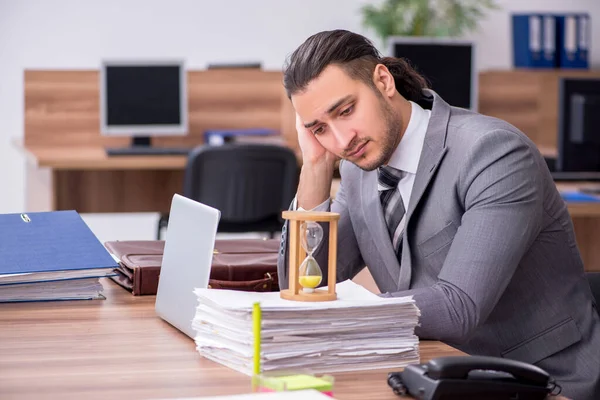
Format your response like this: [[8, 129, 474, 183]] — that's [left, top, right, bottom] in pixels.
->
[[340, 105, 353, 116], [313, 126, 325, 135]]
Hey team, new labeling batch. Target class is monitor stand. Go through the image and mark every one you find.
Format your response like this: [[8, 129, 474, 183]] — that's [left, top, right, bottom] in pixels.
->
[[132, 136, 151, 148], [105, 136, 191, 156]]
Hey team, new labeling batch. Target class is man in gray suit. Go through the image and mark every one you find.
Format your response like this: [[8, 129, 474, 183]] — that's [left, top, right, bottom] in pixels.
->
[[277, 29, 600, 399]]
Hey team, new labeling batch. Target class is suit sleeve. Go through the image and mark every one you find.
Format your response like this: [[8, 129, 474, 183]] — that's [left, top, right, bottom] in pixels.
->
[[385, 130, 544, 344], [277, 162, 365, 290]]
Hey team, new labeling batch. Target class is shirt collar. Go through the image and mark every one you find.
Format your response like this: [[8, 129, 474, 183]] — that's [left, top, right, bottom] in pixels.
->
[[384, 101, 431, 175]]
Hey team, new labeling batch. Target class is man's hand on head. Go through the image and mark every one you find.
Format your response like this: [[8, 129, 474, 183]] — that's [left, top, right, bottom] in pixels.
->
[[295, 113, 337, 210], [296, 113, 338, 168]]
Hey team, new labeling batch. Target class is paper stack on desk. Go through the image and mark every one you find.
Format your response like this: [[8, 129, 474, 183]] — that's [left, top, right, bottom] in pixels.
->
[[0, 276, 105, 302], [192, 280, 420, 375]]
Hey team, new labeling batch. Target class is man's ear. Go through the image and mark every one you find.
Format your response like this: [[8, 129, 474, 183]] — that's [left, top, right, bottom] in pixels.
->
[[373, 64, 396, 99]]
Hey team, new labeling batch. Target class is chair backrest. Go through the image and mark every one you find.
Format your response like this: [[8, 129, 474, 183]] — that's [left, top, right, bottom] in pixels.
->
[[183, 143, 298, 233], [586, 272, 600, 309]]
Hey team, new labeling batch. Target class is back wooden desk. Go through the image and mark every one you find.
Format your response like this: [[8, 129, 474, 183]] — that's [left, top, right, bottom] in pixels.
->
[[20, 145, 600, 273], [22, 145, 188, 213], [0, 279, 464, 400]]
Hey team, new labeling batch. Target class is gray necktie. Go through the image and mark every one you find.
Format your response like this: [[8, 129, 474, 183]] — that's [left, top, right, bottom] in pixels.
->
[[378, 166, 406, 257]]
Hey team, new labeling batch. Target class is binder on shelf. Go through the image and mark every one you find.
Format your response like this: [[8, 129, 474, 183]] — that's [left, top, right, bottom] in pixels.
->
[[556, 13, 590, 69], [578, 14, 591, 68], [512, 14, 556, 68]]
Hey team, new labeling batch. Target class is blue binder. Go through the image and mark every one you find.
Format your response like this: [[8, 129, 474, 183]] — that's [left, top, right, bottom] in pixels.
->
[[512, 14, 557, 68], [556, 13, 590, 69], [0, 210, 119, 279], [578, 14, 591, 68]]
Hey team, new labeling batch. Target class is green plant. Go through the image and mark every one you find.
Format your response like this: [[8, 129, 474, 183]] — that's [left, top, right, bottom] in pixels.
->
[[361, 0, 499, 42]]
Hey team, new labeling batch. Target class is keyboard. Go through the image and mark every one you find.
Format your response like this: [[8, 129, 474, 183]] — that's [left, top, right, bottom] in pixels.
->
[[105, 147, 191, 156]]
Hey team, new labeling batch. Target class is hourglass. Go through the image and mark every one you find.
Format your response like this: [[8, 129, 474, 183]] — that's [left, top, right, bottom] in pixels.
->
[[280, 211, 339, 302], [298, 221, 323, 292]]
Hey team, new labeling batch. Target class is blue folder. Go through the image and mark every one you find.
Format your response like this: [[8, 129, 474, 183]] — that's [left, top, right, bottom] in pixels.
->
[[556, 13, 590, 69], [512, 14, 557, 68], [0, 210, 119, 279], [204, 128, 278, 145], [560, 191, 600, 203]]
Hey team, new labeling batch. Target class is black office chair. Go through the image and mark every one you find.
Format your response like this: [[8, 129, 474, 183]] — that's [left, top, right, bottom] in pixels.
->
[[586, 272, 600, 312], [157, 143, 298, 239]]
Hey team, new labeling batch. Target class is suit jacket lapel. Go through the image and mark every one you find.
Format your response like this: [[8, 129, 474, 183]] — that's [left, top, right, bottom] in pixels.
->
[[397, 146, 447, 290], [404, 91, 451, 226], [398, 90, 452, 290]]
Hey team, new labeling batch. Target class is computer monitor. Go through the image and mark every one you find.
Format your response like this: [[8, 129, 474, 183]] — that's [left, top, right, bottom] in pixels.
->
[[387, 37, 477, 111], [100, 60, 188, 154], [556, 78, 600, 175]]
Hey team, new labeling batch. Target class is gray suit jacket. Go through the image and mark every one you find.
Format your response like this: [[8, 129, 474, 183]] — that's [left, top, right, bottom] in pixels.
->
[[277, 90, 600, 399]]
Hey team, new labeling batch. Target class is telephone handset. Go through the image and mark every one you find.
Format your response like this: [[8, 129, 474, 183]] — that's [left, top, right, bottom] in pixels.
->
[[388, 355, 561, 400]]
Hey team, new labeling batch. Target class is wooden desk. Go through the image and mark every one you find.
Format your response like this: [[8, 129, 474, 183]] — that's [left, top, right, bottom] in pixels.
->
[[22, 145, 188, 213], [24, 146, 188, 170], [0, 279, 463, 400], [21, 140, 299, 214], [554, 183, 600, 272]]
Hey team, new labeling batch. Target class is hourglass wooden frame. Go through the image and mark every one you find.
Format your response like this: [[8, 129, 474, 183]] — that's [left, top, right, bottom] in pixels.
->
[[280, 210, 340, 302]]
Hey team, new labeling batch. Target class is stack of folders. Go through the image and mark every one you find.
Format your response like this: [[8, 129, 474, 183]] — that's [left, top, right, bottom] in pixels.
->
[[512, 13, 590, 69], [192, 280, 420, 375], [0, 210, 119, 302]]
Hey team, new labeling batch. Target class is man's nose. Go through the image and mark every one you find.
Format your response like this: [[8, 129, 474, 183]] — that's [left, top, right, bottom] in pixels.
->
[[330, 124, 355, 152]]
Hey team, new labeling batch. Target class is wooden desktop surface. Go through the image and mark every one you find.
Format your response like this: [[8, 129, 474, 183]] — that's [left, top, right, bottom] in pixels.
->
[[0, 279, 464, 400], [22, 145, 188, 170]]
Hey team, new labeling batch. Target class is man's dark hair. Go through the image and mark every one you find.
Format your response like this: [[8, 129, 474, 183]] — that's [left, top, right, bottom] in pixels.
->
[[283, 29, 428, 102]]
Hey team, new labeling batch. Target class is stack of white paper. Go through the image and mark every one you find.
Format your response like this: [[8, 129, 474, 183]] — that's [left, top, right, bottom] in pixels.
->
[[192, 280, 420, 376], [0, 277, 105, 302]]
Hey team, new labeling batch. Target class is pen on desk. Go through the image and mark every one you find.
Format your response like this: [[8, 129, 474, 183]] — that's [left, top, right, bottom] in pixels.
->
[[253, 302, 262, 376]]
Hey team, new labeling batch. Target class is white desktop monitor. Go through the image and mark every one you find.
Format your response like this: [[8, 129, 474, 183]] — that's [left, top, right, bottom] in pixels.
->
[[100, 60, 188, 138], [387, 37, 477, 112]]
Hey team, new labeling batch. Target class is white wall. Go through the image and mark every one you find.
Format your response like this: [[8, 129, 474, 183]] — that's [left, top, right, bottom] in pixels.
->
[[0, 0, 373, 217], [0, 0, 598, 224]]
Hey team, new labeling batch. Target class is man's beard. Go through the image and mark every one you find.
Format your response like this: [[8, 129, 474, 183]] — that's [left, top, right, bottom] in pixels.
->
[[353, 98, 402, 172]]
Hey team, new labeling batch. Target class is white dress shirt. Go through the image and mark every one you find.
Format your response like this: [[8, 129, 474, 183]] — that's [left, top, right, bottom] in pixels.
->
[[296, 101, 431, 212], [376, 101, 431, 246], [382, 101, 431, 214]]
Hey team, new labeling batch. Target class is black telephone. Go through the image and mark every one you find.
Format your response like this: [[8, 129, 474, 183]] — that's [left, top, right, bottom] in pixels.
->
[[387, 355, 561, 400]]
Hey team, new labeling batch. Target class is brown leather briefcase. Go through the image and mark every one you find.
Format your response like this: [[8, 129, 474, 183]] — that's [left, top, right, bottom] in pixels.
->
[[104, 239, 280, 296]]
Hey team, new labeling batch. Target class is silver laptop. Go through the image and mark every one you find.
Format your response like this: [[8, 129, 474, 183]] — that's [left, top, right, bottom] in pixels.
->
[[155, 194, 221, 338]]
